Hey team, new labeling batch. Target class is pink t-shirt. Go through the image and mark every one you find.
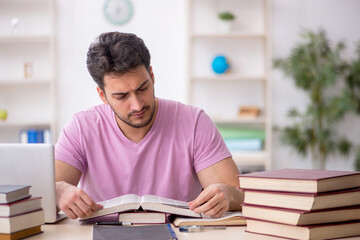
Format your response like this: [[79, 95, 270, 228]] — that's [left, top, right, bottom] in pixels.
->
[[55, 99, 231, 202]]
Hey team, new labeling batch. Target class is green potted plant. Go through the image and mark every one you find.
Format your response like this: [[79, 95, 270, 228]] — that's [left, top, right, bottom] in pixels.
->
[[273, 29, 357, 170], [218, 11, 235, 32], [344, 43, 360, 170]]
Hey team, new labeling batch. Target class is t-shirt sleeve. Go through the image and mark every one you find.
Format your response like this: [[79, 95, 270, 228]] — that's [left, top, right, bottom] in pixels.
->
[[193, 111, 232, 173], [55, 115, 86, 173]]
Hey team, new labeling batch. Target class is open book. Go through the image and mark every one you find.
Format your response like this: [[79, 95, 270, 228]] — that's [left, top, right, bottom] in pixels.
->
[[80, 194, 201, 221]]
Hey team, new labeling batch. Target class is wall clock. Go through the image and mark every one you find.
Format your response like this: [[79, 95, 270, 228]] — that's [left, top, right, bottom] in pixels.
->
[[103, 0, 133, 25]]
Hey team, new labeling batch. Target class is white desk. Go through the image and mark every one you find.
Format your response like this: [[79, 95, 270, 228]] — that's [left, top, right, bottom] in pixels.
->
[[30, 218, 360, 240], [31, 218, 246, 240]]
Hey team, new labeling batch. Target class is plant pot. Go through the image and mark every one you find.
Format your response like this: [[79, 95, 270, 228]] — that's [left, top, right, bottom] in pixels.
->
[[218, 20, 234, 33]]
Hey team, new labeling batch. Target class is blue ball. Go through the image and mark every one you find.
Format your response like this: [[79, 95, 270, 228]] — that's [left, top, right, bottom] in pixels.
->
[[212, 55, 229, 74]]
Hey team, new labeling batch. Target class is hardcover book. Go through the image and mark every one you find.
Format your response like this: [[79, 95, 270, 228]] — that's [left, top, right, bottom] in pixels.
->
[[242, 188, 360, 211], [0, 226, 42, 240], [0, 185, 31, 204], [238, 168, 360, 193], [0, 197, 42, 217], [172, 211, 246, 227], [246, 218, 360, 240], [81, 194, 200, 221], [242, 204, 360, 225], [0, 209, 44, 234], [93, 224, 177, 240], [118, 211, 167, 224]]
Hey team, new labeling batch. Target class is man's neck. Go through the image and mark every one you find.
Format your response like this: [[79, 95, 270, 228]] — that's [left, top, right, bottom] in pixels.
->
[[116, 99, 158, 143]]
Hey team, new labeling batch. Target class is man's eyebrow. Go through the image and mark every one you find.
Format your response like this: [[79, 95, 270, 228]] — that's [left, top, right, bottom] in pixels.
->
[[111, 79, 149, 96]]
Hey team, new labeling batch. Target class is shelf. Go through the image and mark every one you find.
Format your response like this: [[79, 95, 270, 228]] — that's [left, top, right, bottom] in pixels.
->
[[0, 79, 51, 86], [232, 151, 266, 166], [0, 121, 51, 128], [192, 32, 266, 39], [0, 0, 49, 2], [191, 75, 266, 82], [213, 117, 267, 125], [0, 35, 51, 43]]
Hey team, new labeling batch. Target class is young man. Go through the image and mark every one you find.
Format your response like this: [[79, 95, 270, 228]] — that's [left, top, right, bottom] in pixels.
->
[[55, 32, 243, 220]]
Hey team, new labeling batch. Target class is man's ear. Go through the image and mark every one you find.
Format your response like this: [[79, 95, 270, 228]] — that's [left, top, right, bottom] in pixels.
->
[[149, 66, 155, 84], [97, 86, 108, 104]]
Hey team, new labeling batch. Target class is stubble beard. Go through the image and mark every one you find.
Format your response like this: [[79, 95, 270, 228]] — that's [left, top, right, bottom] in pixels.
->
[[111, 98, 156, 129]]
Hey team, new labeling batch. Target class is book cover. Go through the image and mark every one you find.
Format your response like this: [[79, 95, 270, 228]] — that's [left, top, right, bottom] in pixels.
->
[[172, 211, 246, 227], [80, 194, 200, 221], [238, 168, 360, 193], [0, 225, 42, 240], [118, 211, 167, 224], [0, 185, 31, 204], [0, 197, 42, 217], [246, 218, 360, 240], [224, 139, 263, 151], [0, 209, 44, 234], [92, 224, 177, 240], [242, 204, 360, 225], [243, 187, 360, 211]]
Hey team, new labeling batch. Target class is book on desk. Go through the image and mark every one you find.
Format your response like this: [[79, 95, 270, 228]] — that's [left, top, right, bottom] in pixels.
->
[[80, 193, 246, 227], [0, 185, 44, 239], [239, 168, 360, 239]]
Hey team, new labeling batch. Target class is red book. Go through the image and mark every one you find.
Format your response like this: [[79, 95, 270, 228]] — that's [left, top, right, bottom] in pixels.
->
[[0, 197, 42, 217], [238, 168, 360, 193], [246, 218, 360, 240], [242, 203, 360, 225], [242, 188, 360, 211]]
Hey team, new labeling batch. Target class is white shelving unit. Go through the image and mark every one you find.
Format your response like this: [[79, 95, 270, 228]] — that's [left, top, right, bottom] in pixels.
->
[[186, 0, 272, 171], [0, 0, 56, 143]]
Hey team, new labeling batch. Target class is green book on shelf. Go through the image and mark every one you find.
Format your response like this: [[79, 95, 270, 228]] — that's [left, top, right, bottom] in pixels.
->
[[217, 127, 265, 140]]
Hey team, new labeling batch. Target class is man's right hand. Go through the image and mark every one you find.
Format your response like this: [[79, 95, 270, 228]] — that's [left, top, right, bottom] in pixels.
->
[[56, 181, 103, 219]]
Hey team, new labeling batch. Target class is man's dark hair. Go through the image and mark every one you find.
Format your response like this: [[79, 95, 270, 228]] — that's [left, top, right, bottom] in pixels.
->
[[87, 32, 151, 90]]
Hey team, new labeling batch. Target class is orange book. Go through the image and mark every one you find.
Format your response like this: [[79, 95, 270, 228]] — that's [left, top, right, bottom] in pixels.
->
[[0, 226, 42, 240]]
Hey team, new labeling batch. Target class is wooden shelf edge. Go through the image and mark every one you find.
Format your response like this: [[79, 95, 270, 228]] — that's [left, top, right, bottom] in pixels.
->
[[191, 33, 267, 39], [0, 79, 51, 86], [0, 121, 51, 128], [191, 75, 266, 81], [0, 35, 51, 43]]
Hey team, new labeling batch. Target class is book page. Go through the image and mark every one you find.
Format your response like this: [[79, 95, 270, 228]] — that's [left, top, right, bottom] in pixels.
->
[[98, 194, 141, 208], [141, 195, 189, 208]]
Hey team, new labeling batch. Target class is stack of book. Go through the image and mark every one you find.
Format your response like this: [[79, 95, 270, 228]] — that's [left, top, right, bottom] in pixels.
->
[[0, 185, 44, 240], [238, 168, 360, 240]]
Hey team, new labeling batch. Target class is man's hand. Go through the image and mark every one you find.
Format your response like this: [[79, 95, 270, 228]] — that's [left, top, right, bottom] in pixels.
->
[[56, 181, 103, 219], [188, 183, 236, 218]]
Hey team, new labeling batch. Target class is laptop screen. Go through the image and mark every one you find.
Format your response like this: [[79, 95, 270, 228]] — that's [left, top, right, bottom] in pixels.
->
[[0, 143, 60, 223]]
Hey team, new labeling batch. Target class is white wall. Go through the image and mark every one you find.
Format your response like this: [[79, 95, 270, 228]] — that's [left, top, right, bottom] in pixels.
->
[[272, 0, 360, 170], [55, 0, 360, 170], [55, 0, 187, 133]]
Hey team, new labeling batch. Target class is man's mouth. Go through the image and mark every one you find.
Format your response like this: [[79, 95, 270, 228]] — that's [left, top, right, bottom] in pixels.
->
[[130, 108, 148, 118]]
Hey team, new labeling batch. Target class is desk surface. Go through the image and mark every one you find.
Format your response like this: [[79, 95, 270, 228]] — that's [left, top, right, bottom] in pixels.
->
[[30, 218, 360, 240]]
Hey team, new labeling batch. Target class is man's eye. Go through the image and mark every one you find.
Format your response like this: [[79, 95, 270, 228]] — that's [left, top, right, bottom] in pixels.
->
[[115, 95, 126, 100], [138, 87, 148, 92]]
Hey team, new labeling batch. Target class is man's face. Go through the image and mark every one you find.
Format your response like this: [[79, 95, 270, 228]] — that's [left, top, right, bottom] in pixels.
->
[[97, 65, 156, 129]]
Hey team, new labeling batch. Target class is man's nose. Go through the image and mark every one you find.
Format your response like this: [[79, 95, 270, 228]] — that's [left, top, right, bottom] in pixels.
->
[[130, 94, 144, 111]]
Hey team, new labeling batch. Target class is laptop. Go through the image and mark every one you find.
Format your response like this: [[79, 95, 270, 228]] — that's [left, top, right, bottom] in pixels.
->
[[0, 143, 66, 223]]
